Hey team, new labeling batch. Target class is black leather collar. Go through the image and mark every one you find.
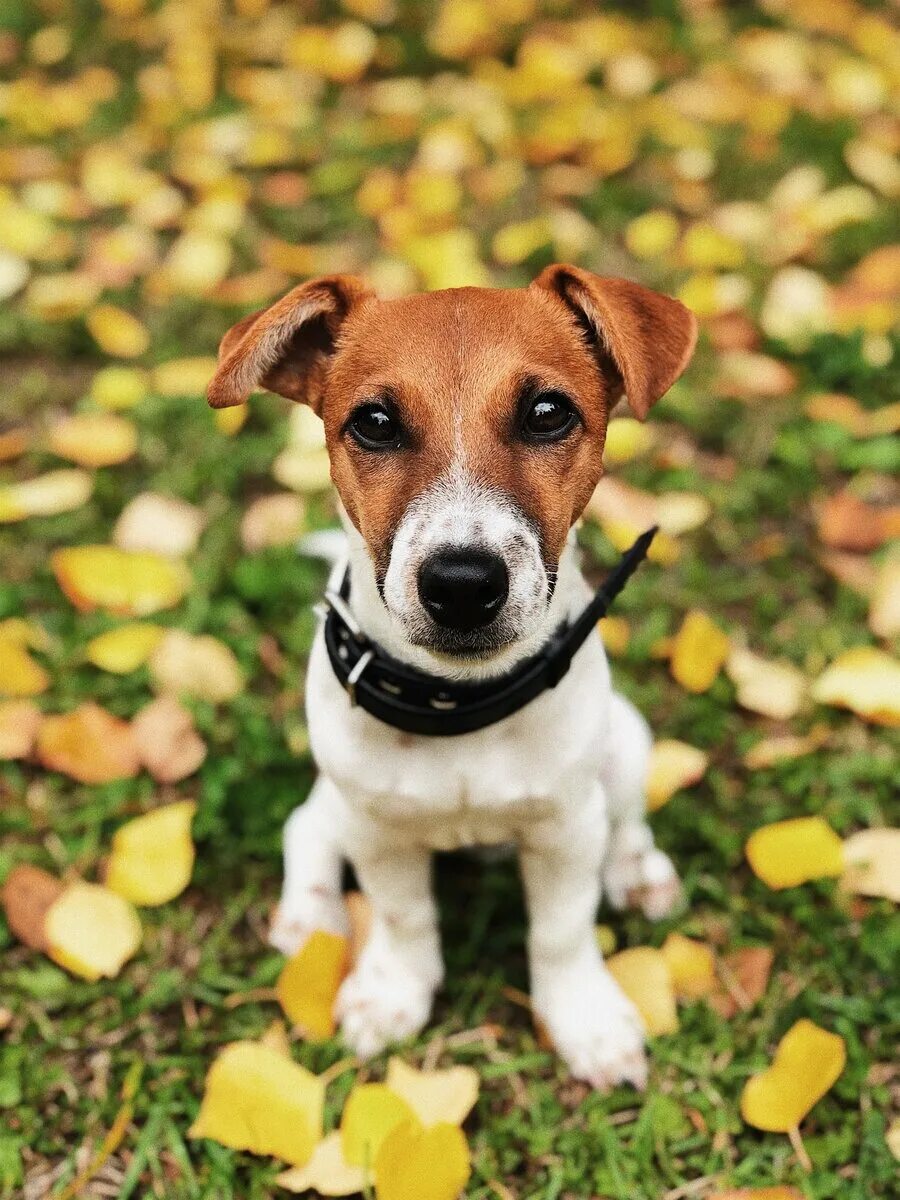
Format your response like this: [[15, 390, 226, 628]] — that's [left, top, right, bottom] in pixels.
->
[[322, 527, 657, 737]]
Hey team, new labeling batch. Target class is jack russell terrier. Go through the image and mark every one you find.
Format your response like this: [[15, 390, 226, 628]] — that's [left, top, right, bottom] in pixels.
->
[[207, 265, 697, 1090]]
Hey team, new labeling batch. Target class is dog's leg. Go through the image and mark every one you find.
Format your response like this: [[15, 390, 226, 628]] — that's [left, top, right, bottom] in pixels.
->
[[269, 776, 349, 955], [336, 837, 442, 1059], [521, 788, 648, 1090], [600, 692, 681, 920]]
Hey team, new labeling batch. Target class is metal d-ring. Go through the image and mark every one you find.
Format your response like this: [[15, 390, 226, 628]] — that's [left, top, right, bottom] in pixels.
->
[[344, 648, 375, 706]]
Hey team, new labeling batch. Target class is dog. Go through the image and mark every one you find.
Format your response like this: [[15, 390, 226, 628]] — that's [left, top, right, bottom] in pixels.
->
[[207, 264, 697, 1089]]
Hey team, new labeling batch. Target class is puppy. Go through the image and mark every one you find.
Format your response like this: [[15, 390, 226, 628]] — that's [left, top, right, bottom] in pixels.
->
[[208, 265, 697, 1089]]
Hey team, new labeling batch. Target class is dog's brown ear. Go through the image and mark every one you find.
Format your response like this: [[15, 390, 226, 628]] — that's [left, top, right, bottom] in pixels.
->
[[532, 264, 697, 419], [207, 274, 373, 411]]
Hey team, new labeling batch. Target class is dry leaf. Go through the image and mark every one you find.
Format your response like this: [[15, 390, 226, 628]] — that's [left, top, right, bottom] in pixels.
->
[[811, 646, 900, 727], [132, 695, 206, 783], [113, 492, 205, 557], [725, 646, 807, 719], [37, 702, 140, 783], [869, 559, 900, 638], [276, 1132, 369, 1196], [0, 638, 49, 697], [606, 947, 678, 1036], [0, 426, 29, 463], [44, 882, 142, 981], [670, 610, 730, 693], [587, 477, 710, 536], [374, 1120, 471, 1200], [277, 930, 349, 1041], [714, 351, 797, 399], [0, 469, 94, 523], [341, 1084, 420, 1167], [741, 1019, 845, 1132], [661, 933, 716, 1000], [85, 623, 166, 673], [646, 739, 708, 811], [742, 727, 829, 770], [709, 947, 774, 1018], [385, 1057, 479, 1127], [841, 828, 900, 903], [815, 490, 900, 552], [602, 417, 655, 466], [240, 493, 307, 552], [48, 412, 137, 467], [0, 700, 42, 759], [745, 817, 844, 890], [259, 1018, 292, 1059], [707, 1190, 803, 1200], [149, 630, 243, 703], [598, 615, 630, 657], [189, 1041, 324, 1166], [105, 801, 197, 906], [1, 864, 64, 952], [51, 546, 191, 615]]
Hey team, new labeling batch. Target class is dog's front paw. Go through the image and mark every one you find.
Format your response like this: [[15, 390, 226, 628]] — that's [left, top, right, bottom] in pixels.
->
[[604, 832, 682, 921], [536, 964, 648, 1092], [336, 956, 434, 1060], [269, 887, 349, 956]]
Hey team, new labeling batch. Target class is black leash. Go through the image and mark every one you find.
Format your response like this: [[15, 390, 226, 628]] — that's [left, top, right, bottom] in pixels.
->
[[322, 527, 657, 738]]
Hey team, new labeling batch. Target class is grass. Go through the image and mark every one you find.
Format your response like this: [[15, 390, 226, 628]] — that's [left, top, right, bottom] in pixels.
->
[[1, 1, 899, 1197]]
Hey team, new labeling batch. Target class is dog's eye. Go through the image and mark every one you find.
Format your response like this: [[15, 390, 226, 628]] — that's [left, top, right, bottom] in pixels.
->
[[521, 392, 579, 442], [347, 403, 402, 450]]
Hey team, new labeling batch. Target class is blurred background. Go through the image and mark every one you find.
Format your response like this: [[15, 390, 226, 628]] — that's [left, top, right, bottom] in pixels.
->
[[1, 2, 898, 1198]]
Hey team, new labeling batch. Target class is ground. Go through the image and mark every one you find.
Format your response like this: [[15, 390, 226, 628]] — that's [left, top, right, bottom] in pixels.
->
[[1, 2, 898, 1198]]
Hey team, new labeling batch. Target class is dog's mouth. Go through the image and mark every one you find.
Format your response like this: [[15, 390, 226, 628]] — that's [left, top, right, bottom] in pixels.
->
[[408, 625, 519, 661]]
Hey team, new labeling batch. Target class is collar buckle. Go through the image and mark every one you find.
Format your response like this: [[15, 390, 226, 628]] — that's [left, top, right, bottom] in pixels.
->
[[344, 648, 375, 706]]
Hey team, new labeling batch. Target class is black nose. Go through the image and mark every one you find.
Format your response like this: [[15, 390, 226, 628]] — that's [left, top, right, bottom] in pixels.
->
[[418, 549, 509, 632]]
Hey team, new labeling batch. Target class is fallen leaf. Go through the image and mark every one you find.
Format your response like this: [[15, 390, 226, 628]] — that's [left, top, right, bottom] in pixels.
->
[[707, 1189, 803, 1200], [37, 703, 140, 783], [374, 1120, 471, 1200], [89, 365, 149, 410], [85, 623, 166, 673], [815, 490, 900, 552], [272, 445, 333, 493], [811, 646, 900, 727], [189, 1041, 324, 1166], [725, 646, 807, 719], [0, 700, 42, 759], [598, 615, 630, 657], [602, 417, 655, 466], [670, 610, 730, 693], [276, 1132, 369, 1196], [745, 817, 844, 890], [741, 1019, 846, 1132], [149, 630, 243, 703], [0, 426, 30, 462], [385, 1057, 479, 1127], [51, 546, 191, 615], [152, 356, 217, 397], [709, 947, 774, 1018], [661, 933, 716, 1000], [85, 303, 150, 357], [113, 492, 205, 557], [606, 947, 678, 1035], [714, 351, 797, 399], [841, 828, 900, 903], [132, 695, 207, 783], [277, 930, 349, 1041], [259, 1018, 292, 1059], [0, 469, 94, 523], [105, 801, 197, 906], [48, 412, 137, 467], [44, 882, 142, 981], [0, 638, 49, 697], [1, 865, 64, 952], [742, 727, 829, 770], [818, 549, 877, 597], [869, 559, 900, 638], [587, 477, 710, 536], [646, 739, 709, 811], [342, 1085, 420, 1168], [240, 493, 307, 552]]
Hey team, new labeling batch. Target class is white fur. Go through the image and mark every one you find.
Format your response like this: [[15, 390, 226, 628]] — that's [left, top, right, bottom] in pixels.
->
[[273, 507, 680, 1089]]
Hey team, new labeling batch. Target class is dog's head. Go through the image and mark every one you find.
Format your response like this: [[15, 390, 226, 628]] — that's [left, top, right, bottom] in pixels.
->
[[209, 267, 696, 662]]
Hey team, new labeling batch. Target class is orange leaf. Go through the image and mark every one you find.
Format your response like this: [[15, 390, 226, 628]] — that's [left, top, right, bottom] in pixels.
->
[[670, 610, 730, 693], [276, 930, 349, 1041], [0, 699, 42, 759], [709, 946, 774, 1018], [36, 702, 140, 784], [816, 490, 900, 552], [741, 1019, 845, 1132]]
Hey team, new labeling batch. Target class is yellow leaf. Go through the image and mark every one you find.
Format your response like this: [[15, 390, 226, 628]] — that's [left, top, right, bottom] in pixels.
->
[[89, 365, 149, 411], [745, 817, 844, 890], [45, 882, 142, 981], [741, 1019, 846, 1132], [602, 417, 655, 466], [276, 1132, 369, 1196], [37, 702, 140, 784], [85, 304, 150, 357], [189, 1041, 324, 1166], [85, 623, 165, 674], [105, 801, 197, 906], [661, 933, 716, 1000], [341, 1084, 420, 1168], [869, 560, 900, 639], [48, 413, 137, 468], [598, 615, 630, 657], [811, 646, 900, 727], [51, 546, 190, 615], [606, 947, 678, 1036], [277, 930, 349, 1041], [149, 630, 243, 703], [646, 739, 708, 811], [625, 210, 679, 259], [385, 1057, 479, 1127], [214, 404, 248, 436], [0, 469, 94, 523], [272, 445, 333, 493], [725, 646, 807, 720], [0, 638, 49, 697], [152, 357, 217, 397], [374, 1120, 470, 1200], [670, 610, 730, 693], [0, 699, 42, 759], [841, 828, 900, 903], [707, 1189, 803, 1200]]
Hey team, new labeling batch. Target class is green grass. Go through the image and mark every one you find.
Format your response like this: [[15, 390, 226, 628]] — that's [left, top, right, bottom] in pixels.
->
[[2, 1, 899, 1197]]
